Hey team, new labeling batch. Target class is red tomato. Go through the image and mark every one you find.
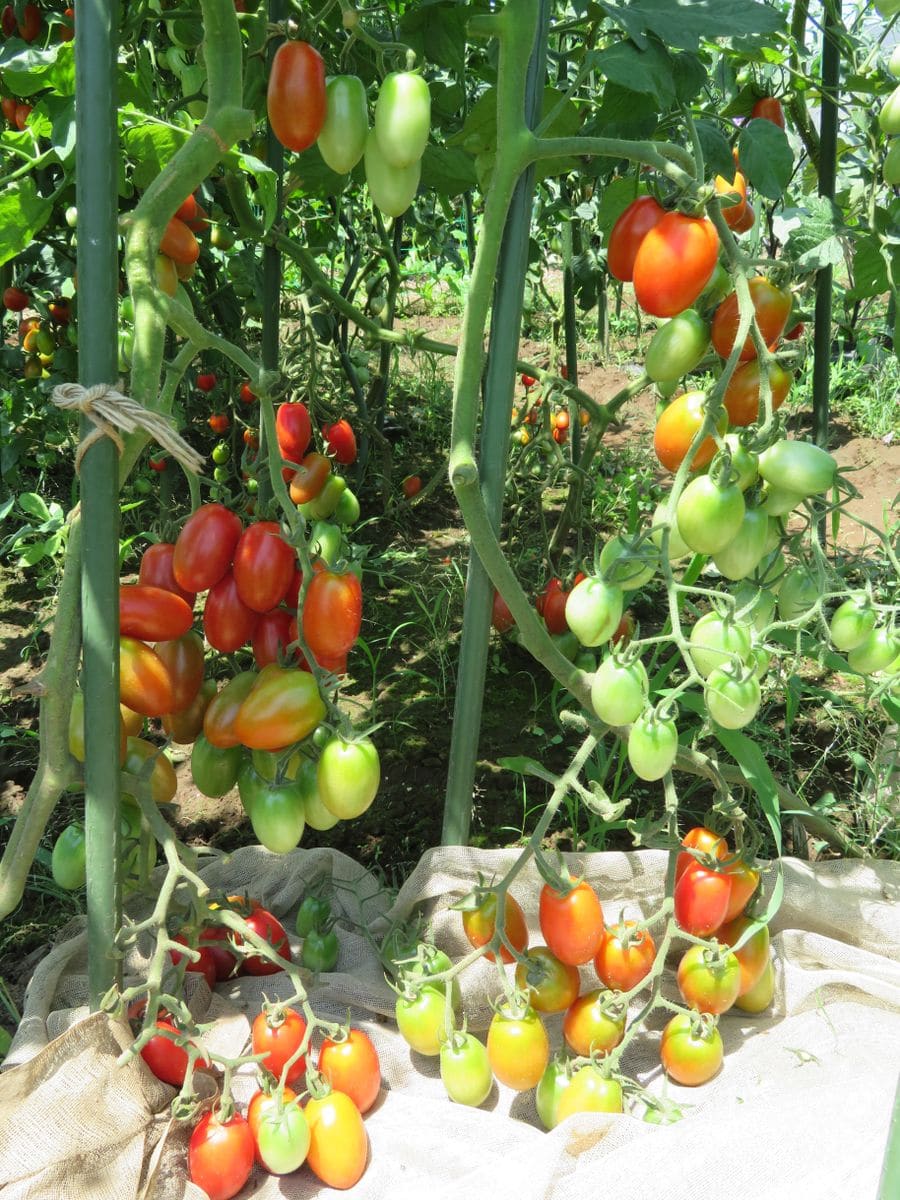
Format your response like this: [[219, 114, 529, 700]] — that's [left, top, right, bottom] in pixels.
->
[[119, 637, 175, 718], [162, 677, 215, 744], [632, 212, 719, 318], [2, 285, 29, 311], [196, 370, 217, 392], [139, 1020, 190, 1086], [302, 568, 363, 659], [461, 891, 529, 964], [305, 1089, 368, 1190], [232, 521, 295, 613], [188, 1110, 255, 1200], [236, 902, 292, 975], [169, 937, 218, 988], [289, 452, 332, 504], [14, 102, 30, 130], [232, 663, 326, 751], [539, 879, 604, 965], [252, 1006, 308, 1084], [173, 504, 242, 593], [149, 456, 167, 472], [161, 218, 200, 265], [722, 859, 760, 922], [17, 3, 41, 42], [318, 1029, 381, 1113], [251, 608, 296, 669], [538, 578, 569, 635], [153, 631, 205, 713], [275, 401, 312, 465], [119, 584, 193, 642], [0, 8, 16, 39], [208, 412, 230, 434], [711, 277, 792, 362], [521, 373, 537, 388], [653, 390, 726, 473], [593, 921, 656, 992], [562, 989, 627, 1057], [402, 474, 422, 499], [239, 381, 256, 404], [203, 570, 259, 653], [723, 360, 792, 426], [607, 195, 666, 283], [491, 590, 515, 633], [674, 862, 732, 937], [675, 826, 729, 884], [267, 41, 326, 153], [515, 946, 580, 1014], [784, 321, 804, 341], [731, 201, 756, 234], [322, 419, 357, 465], [751, 96, 785, 128], [198, 924, 239, 981]]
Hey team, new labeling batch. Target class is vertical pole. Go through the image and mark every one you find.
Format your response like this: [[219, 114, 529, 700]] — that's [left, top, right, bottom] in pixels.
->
[[561, 215, 580, 459], [258, 0, 284, 508], [441, 1, 550, 845], [77, 0, 122, 1007]]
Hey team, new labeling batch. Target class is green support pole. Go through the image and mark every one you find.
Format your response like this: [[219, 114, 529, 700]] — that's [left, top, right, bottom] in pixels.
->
[[561, 215, 580, 460], [811, 0, 839, 540], [77, 0, 122, 1007], [441, 2, 550, 845]]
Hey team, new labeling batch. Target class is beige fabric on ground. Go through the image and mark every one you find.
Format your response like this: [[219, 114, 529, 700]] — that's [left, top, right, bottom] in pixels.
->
[[1, 846, 898, 1200]]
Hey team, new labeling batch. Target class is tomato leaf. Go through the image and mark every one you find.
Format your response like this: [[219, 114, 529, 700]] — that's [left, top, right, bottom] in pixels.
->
[[737, 118, 794, 199], [400, 2, 468, 76], [605, 0, 785, 52], [588, 81, 659, 140], [694, 121, 735, 182], [0, 178, 52, 267], [420, 145, 478, 196], [595, 38, 675, 108], [498, 755, 558, 785], [713, 727, 782, 854], [772, 196, 846, 273]]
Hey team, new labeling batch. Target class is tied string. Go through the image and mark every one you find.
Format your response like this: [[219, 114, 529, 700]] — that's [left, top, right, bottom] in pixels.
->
[[50, 382, 205, 475]]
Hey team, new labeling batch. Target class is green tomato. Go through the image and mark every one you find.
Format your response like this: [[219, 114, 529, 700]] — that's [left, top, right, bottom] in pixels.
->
[[298, 475, 347, 521], [317, 737, 380, 820], [51, 823, 87, 890], [255, 1102, 311, 1176], [120, 295, 134, 323], [190, 734, 243, 798], [689, 612, 753, 677], [777, 566, 818, 623], [309, 520, 343, 566], [760, 483, 805, 517], [644, 310, 709, 383], [704, 666, 762, 729], [884, 139, 900, 187], [212, 442, 230, 465], [591, 656, 649, 726], [879, 84, 900, 134], [847, 627, 900, 675], [711, 506, 769, 581], [300, 927, 340, 972], [890, 45, 900, 78], [395, 984, 448, 1056], [556, 1065, 624, 1120], [213, 465, 229, 483], [599, 535, 657, 591], [65, 205, 79, 229], [650, 502, 691, 562], [676, 476, 746, 556], [696, 262, 733, 313], [317, 75, 369, 174], [440, 1033, 493, 1107], [627, 711, 679, 781], [373, 71, 431, 168], [296, 894, 332, 938], [535, 1058, 573, 1130], [829, 595, 876, 652], [240, 771, 307, 854], [293, 756, 340, 831], [757, 439, 838, 498], [551, 629, 580, 662], [564, 577, 624, 647], [332, 487, 360, 526], [364, 129, 421, 218]]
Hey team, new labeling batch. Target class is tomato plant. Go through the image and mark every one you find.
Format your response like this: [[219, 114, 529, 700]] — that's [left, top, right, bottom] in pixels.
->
[[395, 983, 448, 1056], [301, 927, 340, 971], [275, 401, 312, 466], [590, 655, 649, 726], [676, 475, 746, 556], [644, 310, 709, 383], [203, 570, 259, 653], [140, 1020, 190, 1087], [318, 75, 369, 174], [303, 568, 363, 659], [562, 989, 627, 1057], [289, 452, 332, 504], [365, 129, 422, 217], [535, 1057, 573, 1129], [316, 736, 380, 819], [322, 418, 358, 465], [717, 915, 771, 995], [254, 1101, 311, 1176], [565, 576, 623, 647], [373, 71, 431, 168], [723, 359, 792, 426], [236, 903, 292, 975], [627, 709, 679, 781], [233, 664, 326, 751], [119, 637, 175, 718]]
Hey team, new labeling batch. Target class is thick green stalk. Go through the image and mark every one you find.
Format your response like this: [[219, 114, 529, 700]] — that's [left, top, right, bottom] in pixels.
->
[[442, 0, 548, 844]]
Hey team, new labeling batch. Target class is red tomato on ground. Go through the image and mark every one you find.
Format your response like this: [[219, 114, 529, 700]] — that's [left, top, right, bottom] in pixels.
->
[[674, 862, 732, 937], [593, 921, 656, 992], [252, 1006, 308, 1084], [632, 212, 719, 318]]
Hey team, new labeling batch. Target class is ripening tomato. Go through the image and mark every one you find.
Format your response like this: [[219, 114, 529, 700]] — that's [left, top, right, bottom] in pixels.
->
[[322, 419, 357, 465], [632, 212, 719, 318], [233, 663, 326, 751], [539, 879, 604, 965], [232, 522, 295, 613], [202, 671, 258, 749], [723, 859, 760, 922], [247, 1084, 298, 1163], [289, 452, 332, 504], [122, 736, 177, 805], [555, 1065, 624, 1121], [515, 946, 581, 1014], [395, 983, 448, 1056], [267, 40, 326, 152], [711, 277, 792, 362], [677, 943, 741, 1014], [254, 1100, 310, 1176], [717, 915, 771, 995], [732, 201, 756, 234], [303, 568, 362, 660], [188, 1110, 255, 1200], [173, 504, 242, 593], [162, 677, 216, 743], [723, 359, 792, 426], [751, 96, 785, 128], [593, 921, 656, 992], [160, 217, 200, 265], [644, 309, 709, 384], [487, 1004, 550, 1091], [562, 989, 627, 1057], [734, 956, 775, 1012], [564, 577, 622, 647], [317, 736, 380, 819], [607, 195, 666, 282], [653, 390, 727, 473], [251, 1006, 307, 1085], [119, 637, 175, 717], [305, 1089, 368, 1190], [714, 168, 748, 228], [152, 631, 204, 713], [275, 401, 312, 466], [401, 473, 422, 499], [16, 3, 42, 42], [676, 826, 728, 883], [461, 891, 529, 964], [659, 1012, 723, 1085], [318, 1029, 381, 1113], [204, 570, 259, 653], [674, 862, 732, 937]]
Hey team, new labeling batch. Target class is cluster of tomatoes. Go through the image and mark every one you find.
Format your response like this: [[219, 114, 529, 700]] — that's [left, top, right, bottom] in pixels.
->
[[1, 4, 73, 129], [3, 285, 73, 379], [277, 399, 360, 524], [152, 192, 210, 298], [511, 367, 587, 447], [267, 39, 431, 219], [879, 46, 900, 185], [389, 828, 771, 1124]]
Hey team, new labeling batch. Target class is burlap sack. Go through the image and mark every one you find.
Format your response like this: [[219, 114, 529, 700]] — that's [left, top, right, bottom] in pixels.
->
[[2, 845, 899, 1200]]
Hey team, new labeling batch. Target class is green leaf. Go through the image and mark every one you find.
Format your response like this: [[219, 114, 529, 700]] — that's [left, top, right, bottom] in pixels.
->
[[46, 95, 76, 164], [596, 177, 644, 240], [19, 541, 49, 567], [737, 118, 794, 199], [19, 493, 51, 521], [497, 756, 558, 785], [772, 196, 846, 274], [595, 38, 675, 108], [420, 144, 478, 196], [672, 51, 707, 104], [713, 727, 782, 853], [0, 43, 61, 96], [846, 234, 900, 300], [0, 177, 53, 267], [400, 1, 468, 76], [601, 0, 785, 52], [588, 81, 659, 140], [121, 120, 190, 191], [695, 120, 735, 181]]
